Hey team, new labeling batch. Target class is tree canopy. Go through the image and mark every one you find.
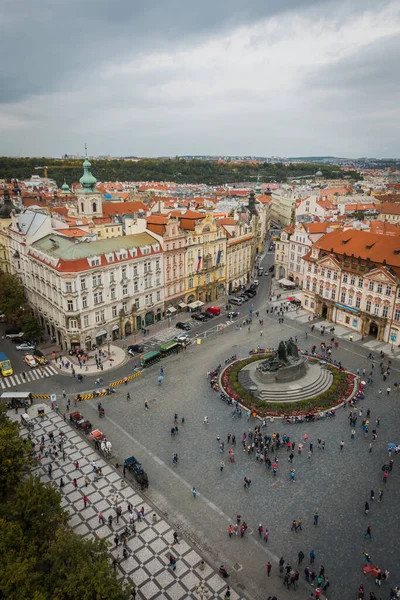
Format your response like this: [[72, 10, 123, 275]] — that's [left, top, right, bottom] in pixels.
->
[[0, 272, 26, 322], [0, 410, 130, 600], [0, 156, 360, 186]]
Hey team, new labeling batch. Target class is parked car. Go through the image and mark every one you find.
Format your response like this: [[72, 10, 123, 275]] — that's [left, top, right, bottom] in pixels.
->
[[16, 343, 36, 352], [12, 337, 29, 344], [192, 313, 208, 322], [244, 289, 256, 297], [205, 306, 221, 316], [128, 344, 144, 356], [176, 322, 191, 331], [24, 354, 38, 368], [230, 298, 243, 306], [5, 329, 24, 339], [33, 349, 48, 365], [238, 295, 249, 302], [252, 280, 260, 286]]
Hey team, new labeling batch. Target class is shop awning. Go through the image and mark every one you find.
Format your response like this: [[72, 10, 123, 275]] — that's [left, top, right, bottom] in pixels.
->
[[178, 302, 187, 308], [278, 278, 296, 287], [167, 306, 177, 313], [112, 324, 119, 330], [188, 300, 204, 309], [96, 329, 107, 337]]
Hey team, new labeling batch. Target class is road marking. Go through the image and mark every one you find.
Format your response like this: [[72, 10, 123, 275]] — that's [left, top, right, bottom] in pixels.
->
[[94, 408, 280, 564]]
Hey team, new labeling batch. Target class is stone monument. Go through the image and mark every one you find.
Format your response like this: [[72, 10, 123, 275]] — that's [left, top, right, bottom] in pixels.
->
[[255, 338, 307, 383]]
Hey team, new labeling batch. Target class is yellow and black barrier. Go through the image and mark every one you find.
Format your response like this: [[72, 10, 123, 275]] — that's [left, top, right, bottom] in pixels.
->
[[74, 371, 143, 402], [31, 394, 51, 399]]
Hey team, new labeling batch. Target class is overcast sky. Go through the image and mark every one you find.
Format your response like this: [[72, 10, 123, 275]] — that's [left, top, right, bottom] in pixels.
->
[[1, 0, 400, 158]]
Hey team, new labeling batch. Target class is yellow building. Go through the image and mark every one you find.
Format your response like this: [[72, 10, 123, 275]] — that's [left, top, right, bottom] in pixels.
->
[[171, 211, 227, 304], [92, 220, 123, 239]]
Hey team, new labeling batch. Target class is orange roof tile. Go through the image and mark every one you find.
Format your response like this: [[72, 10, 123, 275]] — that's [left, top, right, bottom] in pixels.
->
[[102, 201, 146, 216], [306, 229, 400, 269], [55, 228, 89, 237], [379, 202, 400, 216]]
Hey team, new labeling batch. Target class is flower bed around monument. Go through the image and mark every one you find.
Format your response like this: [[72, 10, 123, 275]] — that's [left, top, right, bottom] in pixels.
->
[[221, 355, 356, 417]]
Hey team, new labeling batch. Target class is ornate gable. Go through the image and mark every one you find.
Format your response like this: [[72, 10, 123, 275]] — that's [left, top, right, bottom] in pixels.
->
[[367, 267, 397, 284], [317, 255, 341, 270]]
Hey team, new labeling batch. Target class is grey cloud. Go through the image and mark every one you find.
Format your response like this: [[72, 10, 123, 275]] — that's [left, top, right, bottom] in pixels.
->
[[0, 0, 330, 103]]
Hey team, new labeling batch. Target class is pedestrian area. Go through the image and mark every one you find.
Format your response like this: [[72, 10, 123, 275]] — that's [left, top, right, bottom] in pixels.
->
[[17, 409, 243, 600], [0, 364, 58, 389]]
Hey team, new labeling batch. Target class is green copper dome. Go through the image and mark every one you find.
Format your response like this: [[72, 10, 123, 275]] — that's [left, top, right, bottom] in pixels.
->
[[79, 157, 97, 193], [61, 180, 70, 194]]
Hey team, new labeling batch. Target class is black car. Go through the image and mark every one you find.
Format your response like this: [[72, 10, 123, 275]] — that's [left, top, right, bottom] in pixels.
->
[[192, 313, 208, 322], [227, 311, 239, 319], [249, 283, 257, 291], [176, 322, 191, 331], [128, 344, 145, 356], [245, 289, 256, 297]]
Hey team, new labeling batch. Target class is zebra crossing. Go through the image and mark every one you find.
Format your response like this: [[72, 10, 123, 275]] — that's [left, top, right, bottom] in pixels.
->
[[1, 364, 58, 389]]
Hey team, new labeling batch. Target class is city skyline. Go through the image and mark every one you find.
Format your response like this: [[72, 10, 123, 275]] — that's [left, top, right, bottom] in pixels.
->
[[1, 0, 400, 158]]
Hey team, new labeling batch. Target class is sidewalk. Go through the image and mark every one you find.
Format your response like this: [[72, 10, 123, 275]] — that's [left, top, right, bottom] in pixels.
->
[[53, 344, 128, 376], [13, 405, 244, 600], [114, 297, 229, 349]]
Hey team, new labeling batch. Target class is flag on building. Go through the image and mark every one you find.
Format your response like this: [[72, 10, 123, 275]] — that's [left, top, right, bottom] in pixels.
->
[[196, 254, 202, 272]]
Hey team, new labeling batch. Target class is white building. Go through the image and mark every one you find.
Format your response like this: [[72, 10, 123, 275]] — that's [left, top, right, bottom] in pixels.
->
[[270, 185, 311, 226], [7, 159, 165, 350]]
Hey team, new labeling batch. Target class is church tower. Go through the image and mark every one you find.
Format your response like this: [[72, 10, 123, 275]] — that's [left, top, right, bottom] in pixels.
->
[[76, 152, 103, 218]]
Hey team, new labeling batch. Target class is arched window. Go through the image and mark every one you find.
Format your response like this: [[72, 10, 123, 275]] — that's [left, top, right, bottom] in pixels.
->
[[92, 202, 97, 213], [81, 202, 84, 213]]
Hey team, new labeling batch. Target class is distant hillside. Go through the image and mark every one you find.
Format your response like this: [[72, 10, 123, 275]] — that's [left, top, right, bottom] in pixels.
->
[[0, 157, 360, 187]]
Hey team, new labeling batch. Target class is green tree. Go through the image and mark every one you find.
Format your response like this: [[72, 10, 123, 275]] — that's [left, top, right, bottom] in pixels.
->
[[42, 528, 130, 600], [22, 315, 44, 341], [0, 273, 26, 322], [0, 411, 31, 502], [2, 477, 68, 548]]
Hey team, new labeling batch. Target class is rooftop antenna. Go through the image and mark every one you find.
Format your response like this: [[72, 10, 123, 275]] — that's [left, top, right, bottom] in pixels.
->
[[85, 143, 88, 157]]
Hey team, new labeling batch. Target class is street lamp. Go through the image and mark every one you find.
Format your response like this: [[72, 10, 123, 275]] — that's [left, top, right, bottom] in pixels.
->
[[107, 333, 111, 356]]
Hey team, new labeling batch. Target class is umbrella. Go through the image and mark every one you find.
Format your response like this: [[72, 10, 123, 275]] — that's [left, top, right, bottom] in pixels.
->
[[360, 381, 366, 386], [387, 443, 396, 449]]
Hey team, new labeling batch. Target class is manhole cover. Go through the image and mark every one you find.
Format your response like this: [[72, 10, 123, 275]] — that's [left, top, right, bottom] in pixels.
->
[[232, 563, 243, 571], [236, 583, 246, 590]]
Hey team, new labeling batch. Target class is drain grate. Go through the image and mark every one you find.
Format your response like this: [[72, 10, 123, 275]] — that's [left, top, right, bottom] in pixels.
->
[[232, 563, 243, 571], [236, 582, 246, 589]]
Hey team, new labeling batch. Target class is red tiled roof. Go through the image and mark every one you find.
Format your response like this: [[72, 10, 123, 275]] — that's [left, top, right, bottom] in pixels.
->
[[102, 201, 146, 216]]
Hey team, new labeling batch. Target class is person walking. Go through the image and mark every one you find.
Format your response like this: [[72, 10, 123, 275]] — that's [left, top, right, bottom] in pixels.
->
[[192, 487, 197, 498], [173, 531, 180, 544], [83, 496, 89, 508], [310, 549, 315, 564], [364, 525, 373, 540], [340, 440, 344, 451], [370, 490, 375, 501], [266, 561, 272, 576], [144, 400, 149, 410], [220, 461, 225, 472], [73, 478, 78, 488], [298, 550, 305, 565], [365, 501, 370, 515], [291, 519, 297, 532], [313, 512, 319, 526], [378, 488, 383, 502], [98, 512, 105, 525]]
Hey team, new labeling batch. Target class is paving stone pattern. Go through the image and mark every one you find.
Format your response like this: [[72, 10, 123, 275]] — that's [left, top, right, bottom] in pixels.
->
[[23, 410, 242, 600]]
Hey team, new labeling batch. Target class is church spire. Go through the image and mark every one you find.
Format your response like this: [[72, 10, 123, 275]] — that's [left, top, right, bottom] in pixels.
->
[[79, 147, 97, 193]]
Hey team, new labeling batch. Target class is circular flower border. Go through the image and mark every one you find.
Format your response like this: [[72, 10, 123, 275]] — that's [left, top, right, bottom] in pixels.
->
[[220, 354, 357, 418]]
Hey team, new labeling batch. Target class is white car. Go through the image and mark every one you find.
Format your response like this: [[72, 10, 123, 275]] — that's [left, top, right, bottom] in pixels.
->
[[253, 280, 259, 286], [16, 343, 36, 352], [174, 334, 191, 346], [24, 354, 38, 368]]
